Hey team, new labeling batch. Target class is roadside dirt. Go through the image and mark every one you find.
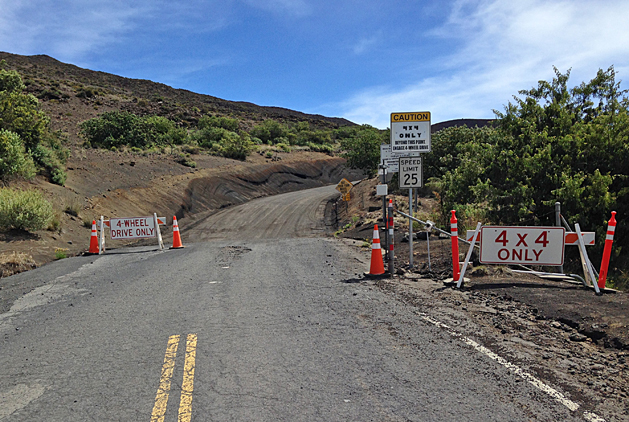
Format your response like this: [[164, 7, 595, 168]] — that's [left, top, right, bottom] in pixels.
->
[[337, 177, 628, 421]]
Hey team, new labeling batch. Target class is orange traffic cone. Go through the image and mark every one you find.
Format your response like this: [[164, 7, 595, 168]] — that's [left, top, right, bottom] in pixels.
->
[[369, 224, 385, 275], [170, 216, 184, 249], [87, 220, 99, 254]]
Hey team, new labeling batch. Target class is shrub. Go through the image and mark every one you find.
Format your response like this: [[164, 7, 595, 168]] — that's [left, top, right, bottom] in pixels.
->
[[220, 131, 255, 160], [31, 144, 67, 186], [0, 129, 36, 179], [0, 188, 54, 231], [198, 115, 240, 132], [54, 248, 68, 259], [0, 251, 37, 277], [79, 111, 187, 150], [250, 120, 288, 144]]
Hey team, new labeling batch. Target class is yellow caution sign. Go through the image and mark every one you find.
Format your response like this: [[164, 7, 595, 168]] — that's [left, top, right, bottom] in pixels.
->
[[336, 178, 353, 195], [342, 193, 351, 201]]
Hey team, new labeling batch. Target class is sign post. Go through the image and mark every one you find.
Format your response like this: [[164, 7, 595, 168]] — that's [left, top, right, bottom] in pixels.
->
[[399, 156, 423, 268]]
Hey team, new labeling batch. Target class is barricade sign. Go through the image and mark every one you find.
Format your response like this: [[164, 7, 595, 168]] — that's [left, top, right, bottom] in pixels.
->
[[110, 216, 160, 240], [479, 226, 565, 266], [467, 229, 594, 246], [99, 217, 166, 229]]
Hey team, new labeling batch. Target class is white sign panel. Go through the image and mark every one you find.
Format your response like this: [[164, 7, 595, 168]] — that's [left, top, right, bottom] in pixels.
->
[[380, 144, 399, 172], [391, 112, 431, 154], [110, 216, 158, 240], [399, 157, 423, 188], [480, 226, 565, 266]]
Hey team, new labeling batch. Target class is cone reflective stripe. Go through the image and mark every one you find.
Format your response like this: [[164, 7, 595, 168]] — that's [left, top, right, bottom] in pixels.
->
[[450, 210, 460, 282], [598, 211, 616, 289], [87, 220, 100, 254], [369, 225, 385, 275], [171, 216, 184, 249]]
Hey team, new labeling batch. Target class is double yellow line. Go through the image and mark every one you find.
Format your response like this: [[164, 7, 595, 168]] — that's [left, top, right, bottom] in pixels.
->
[[150, 334, 198, 422]]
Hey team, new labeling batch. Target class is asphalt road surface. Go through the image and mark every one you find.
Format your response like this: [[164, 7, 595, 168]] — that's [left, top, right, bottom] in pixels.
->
[[0, 185, 590, 421]]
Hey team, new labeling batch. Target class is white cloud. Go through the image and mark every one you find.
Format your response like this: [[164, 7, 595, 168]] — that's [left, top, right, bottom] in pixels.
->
[[334, 0, 629, 128], [352, 33, 380, 55], [0, 0, 147, 60]]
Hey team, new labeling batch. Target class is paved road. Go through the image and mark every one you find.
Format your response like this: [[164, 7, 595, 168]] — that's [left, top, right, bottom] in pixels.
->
[[0, 186, 586, 421]]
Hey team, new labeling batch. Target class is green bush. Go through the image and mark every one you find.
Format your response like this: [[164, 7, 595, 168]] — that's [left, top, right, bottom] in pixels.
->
[[220, 131, 255, 160], [198, 115, 239, 132], [0, 129, 36, 179], [31, 144, 67, 186], [79, 111, 188, 150], [0, 188, 54, 231], [250, 120, 288, 144]]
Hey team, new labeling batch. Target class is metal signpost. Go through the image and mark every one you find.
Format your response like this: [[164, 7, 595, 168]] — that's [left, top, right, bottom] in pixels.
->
[[399, 156, 423, 268]]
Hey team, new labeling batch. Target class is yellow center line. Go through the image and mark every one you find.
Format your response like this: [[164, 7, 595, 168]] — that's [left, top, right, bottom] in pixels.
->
[[178, 333, 198, 422], [150, 335, 181, 422]]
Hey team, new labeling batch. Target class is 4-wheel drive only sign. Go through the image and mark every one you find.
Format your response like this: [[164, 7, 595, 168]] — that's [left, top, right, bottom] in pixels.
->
[[110, 216, 158, 240], [480, 226, 565, 266], [391, 112, 431, 154]]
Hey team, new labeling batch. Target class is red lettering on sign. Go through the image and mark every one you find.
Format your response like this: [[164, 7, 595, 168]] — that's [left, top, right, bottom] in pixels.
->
[[533, 249, 543, 260], [516, 233, 528, 247], [535, 231, 549, 247], [498, 248, 509, 260], [512, 249, 522, 261], [495, 231, 508, 247]]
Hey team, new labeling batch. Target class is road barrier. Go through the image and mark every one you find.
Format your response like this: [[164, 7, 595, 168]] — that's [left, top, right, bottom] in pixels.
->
[[90, 213, 166, 254], [368, 225, 385, 275], [598, 211, 617, 290], [87, 220, 100, 255], [171, 216, 184, 249], [388, 199, 395, 275], [450, 211, 460, 283], [393, 207, 614, 295]]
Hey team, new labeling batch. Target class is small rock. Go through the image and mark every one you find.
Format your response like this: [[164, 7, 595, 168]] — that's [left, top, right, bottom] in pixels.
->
[[67, 241, 73, 245], [569, 333, 588, 342]]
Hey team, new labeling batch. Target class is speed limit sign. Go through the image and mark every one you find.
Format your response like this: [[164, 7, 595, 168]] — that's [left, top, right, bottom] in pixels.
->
[[399, 157, 423, 188]]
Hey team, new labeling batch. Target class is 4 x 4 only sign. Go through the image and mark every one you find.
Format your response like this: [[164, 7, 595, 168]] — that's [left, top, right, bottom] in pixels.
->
[[391, 112, 431, 154]]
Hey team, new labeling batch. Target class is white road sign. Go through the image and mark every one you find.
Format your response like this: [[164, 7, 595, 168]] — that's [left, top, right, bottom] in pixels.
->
[[399, 157, 423, 188], [380, 144, 399, 172], [110, 216, 158, 240], [391, 112, 431, 154], [479, 226, 565, 266]]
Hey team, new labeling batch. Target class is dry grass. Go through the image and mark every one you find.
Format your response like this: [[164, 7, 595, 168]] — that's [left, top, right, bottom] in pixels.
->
[[0, 252, 37, 278]]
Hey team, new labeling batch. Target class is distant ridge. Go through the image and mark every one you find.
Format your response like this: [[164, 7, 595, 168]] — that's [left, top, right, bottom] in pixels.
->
[[431, 118, 494, 133]]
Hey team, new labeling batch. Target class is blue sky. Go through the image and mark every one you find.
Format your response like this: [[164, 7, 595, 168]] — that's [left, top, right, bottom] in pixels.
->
[[1, 0, 629, 128]]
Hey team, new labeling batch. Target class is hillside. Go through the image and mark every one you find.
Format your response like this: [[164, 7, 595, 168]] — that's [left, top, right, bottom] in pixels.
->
[[0, 52, 366, 271], [0, 52, 354, 146]]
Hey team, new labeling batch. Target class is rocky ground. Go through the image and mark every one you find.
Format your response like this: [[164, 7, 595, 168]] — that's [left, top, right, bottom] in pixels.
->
[[337, 178, 628, 421]]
